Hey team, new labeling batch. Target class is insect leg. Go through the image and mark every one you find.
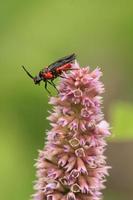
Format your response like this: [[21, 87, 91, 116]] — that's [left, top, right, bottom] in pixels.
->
[[44, 81, 51, 95], [58, 75, 68, 79], [68, 68, 79, 70], [47, 80, 59, 93]]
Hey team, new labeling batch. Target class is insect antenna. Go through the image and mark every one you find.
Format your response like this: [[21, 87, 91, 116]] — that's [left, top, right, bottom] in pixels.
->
[[21, 65, 34, 79]]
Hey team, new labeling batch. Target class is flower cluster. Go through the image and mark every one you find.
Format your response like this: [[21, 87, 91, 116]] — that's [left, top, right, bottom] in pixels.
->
[[32, 61, 111, 200]]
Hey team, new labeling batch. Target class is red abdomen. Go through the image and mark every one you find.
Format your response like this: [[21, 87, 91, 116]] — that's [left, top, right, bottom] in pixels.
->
[[56, 63, 72, 74]]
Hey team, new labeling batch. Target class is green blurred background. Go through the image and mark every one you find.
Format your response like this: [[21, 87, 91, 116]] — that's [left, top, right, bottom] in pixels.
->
[[0, 1, 133, 199]]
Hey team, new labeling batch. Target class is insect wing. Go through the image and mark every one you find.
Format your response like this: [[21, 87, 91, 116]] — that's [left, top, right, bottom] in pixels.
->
[[47, 53, 76, 72]]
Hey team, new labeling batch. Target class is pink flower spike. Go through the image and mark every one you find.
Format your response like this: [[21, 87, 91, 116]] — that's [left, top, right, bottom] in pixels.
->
[[32, 62, 111, 200]]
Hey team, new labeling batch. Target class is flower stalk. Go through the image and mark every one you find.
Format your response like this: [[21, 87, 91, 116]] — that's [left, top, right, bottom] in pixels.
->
[[32, 61, 111, 200]]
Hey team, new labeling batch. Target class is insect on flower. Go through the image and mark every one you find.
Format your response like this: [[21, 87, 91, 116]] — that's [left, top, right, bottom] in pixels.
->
[[22, 53, 76, 95]]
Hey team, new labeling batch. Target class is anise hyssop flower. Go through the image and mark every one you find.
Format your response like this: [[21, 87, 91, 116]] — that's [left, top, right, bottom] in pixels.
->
[[32, 61, 111, 200]]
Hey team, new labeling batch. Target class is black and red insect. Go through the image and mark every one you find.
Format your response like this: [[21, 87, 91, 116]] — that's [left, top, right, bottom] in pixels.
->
[[22, 53, 76, 94]]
